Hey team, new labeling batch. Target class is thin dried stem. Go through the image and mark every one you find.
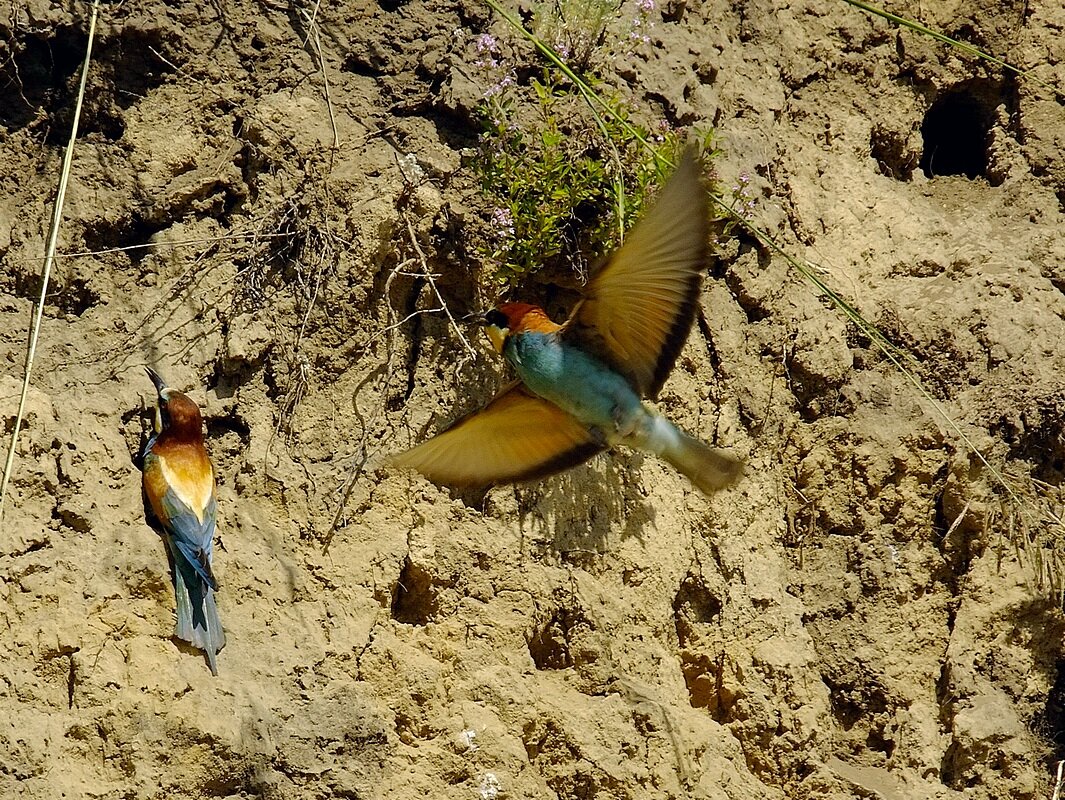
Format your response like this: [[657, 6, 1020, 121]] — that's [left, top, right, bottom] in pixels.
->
[[298, 5, 339, 150], [1, 0, 100, 520], [325, 167, 482, 550], [321, 257, 408, 553], [300, 0, 323, 46], [401, 211, 479, 372]]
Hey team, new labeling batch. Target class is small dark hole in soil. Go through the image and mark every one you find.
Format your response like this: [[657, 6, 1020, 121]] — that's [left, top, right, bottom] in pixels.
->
[[391, 559, 438, 625], [920, 87, 994, 179], [672, 576, 722, 647], [82, 214, 165, 266], [0, 29, 85, 131]]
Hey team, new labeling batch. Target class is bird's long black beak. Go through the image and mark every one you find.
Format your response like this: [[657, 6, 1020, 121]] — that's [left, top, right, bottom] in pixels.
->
[[145, 366, 168, 396], [463, 310, 489, 326]]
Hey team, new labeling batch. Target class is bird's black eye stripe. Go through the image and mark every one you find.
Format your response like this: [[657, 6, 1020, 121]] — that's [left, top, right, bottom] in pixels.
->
[[485, 309, 508, 328]]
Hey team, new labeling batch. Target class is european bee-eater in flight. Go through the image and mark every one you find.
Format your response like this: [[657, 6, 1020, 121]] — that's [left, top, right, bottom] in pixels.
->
[[140, 367, 224, 674], [391, 147, 743, 495]]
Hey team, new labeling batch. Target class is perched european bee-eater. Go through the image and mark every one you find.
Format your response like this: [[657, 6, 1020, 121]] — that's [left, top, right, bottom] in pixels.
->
[[140, 367, 224, 674], [392, 148, 743, 495]]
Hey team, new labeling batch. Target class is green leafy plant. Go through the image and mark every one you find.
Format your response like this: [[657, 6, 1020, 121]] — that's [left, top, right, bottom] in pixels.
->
[[470, 3, 711, 288]]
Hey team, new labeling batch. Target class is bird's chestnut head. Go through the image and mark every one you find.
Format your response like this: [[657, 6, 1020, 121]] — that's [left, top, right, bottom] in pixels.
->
[[146, 367, 205, 441], [482, 303, 559, 353]]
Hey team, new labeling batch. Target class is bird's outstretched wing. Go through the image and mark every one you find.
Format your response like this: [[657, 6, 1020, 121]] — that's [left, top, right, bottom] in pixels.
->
[[390, 383, 606, 487], [565, 147, 709, 399]]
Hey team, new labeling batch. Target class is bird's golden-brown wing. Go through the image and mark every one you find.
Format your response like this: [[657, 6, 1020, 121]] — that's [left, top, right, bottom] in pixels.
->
[[565, 147, 709, 399], [389, 383, 605, 487]]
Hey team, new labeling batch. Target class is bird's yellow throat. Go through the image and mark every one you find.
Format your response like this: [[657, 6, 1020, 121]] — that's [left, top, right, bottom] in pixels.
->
[[485, 324, 508, 354]]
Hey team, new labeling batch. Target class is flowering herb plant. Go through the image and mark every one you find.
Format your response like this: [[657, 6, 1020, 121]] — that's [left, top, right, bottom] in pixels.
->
[[469, 2, 713, 288]]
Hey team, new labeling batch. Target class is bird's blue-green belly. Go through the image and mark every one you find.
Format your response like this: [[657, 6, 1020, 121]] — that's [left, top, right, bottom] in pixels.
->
[[507, 333, 642, 431]]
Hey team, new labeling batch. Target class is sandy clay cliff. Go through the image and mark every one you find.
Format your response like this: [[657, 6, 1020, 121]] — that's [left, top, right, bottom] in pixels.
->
[[2, 0, 1065, 798]]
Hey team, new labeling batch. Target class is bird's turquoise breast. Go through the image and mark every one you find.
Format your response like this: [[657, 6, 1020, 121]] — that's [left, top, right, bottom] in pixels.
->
[[506, 332, 642, 431]]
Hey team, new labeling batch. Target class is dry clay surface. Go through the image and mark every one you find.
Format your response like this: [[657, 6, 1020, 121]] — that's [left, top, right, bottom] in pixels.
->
[[2, 0, 1065, 798]]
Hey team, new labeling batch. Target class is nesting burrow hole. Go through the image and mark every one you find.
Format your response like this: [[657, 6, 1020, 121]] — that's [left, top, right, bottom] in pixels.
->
[[919, 79, 1013, 182]]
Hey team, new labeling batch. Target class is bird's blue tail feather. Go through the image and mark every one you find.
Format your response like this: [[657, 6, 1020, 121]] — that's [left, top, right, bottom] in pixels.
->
[[172, 553, 225, 676]]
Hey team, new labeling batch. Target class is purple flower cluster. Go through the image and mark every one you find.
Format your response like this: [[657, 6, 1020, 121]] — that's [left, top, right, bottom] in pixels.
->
[[654, 118, 672, 143], [731, 171, 756, 219], [490, 206, 515, 240], [473, 32, 517, 101], [474, 33, 499, 67], [629, 0, 656, 45]]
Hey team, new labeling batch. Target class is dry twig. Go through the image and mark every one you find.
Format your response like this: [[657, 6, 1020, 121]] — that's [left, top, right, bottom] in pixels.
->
[[0, 0, 101, 520], [298, 4, 339, 150]]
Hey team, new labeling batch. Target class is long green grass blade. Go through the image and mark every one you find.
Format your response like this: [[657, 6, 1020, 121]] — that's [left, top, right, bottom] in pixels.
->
[[842, 0, 1063, 100]]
